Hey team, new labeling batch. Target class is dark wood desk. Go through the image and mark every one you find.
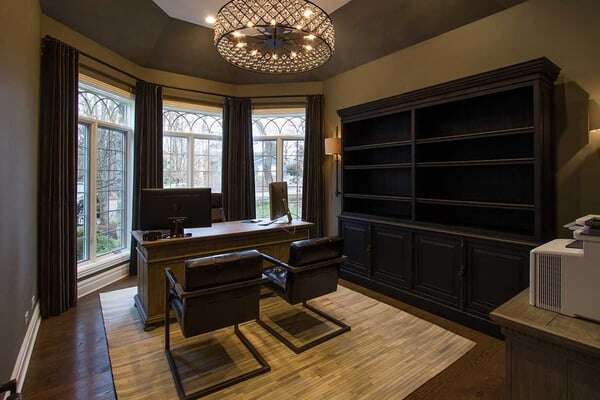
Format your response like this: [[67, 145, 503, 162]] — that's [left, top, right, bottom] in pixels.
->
[[132, 220, 313, 329], [491, 290, 600, 400]]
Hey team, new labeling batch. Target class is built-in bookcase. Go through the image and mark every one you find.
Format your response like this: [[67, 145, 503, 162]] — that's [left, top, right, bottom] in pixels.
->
[[336, 59, 560, 336], [339, 58, 560, 243]]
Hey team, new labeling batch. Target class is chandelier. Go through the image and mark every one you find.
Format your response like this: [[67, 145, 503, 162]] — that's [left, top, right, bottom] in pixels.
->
[[213, 0, 335, 74]]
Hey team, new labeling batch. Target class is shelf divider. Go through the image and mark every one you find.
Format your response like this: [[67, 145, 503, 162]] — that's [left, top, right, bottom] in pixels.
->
[[416, 158, 535, 168], [344, 163, 412, 170], [344, 139, 412, 152], [415, 126, 534, 145], [416, 197, 535, 210]]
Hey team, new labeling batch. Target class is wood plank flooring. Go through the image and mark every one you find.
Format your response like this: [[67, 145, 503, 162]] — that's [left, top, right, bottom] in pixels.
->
[[22, 278, 506, 399]]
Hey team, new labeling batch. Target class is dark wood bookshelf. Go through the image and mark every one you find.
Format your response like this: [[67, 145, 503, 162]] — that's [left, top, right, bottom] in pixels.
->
[[337, 58, 560, 336]]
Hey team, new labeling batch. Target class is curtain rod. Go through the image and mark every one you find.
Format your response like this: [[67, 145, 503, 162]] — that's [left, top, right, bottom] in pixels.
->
[[47, 36, 320, 100]]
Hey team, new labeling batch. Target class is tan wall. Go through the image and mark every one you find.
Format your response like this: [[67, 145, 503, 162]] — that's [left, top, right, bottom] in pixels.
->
[[322, 0, 600, 236], [0, 0, 41, 382], [41, 15, 323, 104]]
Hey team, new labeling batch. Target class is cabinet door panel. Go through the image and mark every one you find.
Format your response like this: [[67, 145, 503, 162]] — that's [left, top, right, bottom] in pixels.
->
[[414, 233, 462, 306], [372, 226, 412, 289], [466, 241, 529, 315], [340, 220, 370, 276]]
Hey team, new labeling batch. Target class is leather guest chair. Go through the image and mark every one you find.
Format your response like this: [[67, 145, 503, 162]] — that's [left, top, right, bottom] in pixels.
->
[[164, 250, 270, 400], [258, 237, 350, 353]]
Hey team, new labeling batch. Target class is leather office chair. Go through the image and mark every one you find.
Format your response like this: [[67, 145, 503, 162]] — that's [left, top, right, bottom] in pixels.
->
[[211, 193, 225, 223], [258, 237, 351, 353], [164, 250, 270, 400], [0, 380, 20, 400]]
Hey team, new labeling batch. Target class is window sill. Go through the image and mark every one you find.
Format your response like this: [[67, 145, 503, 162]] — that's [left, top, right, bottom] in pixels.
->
[[77, 250, 130, 280]]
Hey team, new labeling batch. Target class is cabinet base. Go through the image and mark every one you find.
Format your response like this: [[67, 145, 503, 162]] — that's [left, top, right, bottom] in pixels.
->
[[340, 269, 502, 338]]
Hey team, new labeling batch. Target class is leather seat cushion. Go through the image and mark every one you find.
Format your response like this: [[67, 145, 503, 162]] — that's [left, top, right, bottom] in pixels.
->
[[184, 250, 262, 291], [288, 237, 344, 267]]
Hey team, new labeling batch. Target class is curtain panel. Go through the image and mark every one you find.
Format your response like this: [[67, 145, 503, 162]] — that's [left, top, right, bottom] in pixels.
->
[[222, 97, 256, 221], [130, 81, 163, 275], [38, 37, 79, 318], [302, 95, 325, 237]]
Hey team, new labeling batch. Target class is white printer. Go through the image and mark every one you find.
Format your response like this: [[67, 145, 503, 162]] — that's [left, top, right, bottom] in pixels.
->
[[529, 215, 600, 323]]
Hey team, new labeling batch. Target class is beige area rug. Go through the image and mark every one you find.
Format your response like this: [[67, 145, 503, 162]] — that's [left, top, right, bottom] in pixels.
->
[[100, 286, 475, 400]]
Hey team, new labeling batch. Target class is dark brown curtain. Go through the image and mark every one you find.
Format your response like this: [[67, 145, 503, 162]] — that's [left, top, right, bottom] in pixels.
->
[[38, 37, 79, 318], [130, 81, 163, 275], [222, 97, 256, 221], [302, 95, 325, 237]]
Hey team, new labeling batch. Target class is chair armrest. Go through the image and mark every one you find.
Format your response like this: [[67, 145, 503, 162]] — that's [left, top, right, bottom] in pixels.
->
[[165, 268, 185, 299], [260, 253, 347, 274]]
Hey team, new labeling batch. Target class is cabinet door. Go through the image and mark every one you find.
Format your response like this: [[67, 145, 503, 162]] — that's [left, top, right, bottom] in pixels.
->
[[466, 241, 529, 316], [414, 232, 463, 306], [340, 220, 370, 276], [371, 225, 412, 289]]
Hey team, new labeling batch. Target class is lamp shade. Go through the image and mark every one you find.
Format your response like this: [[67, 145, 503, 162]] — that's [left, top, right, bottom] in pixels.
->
[[324, 137, 341, 156]]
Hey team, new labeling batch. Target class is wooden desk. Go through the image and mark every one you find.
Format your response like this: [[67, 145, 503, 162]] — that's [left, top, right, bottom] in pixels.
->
[[132, 220, 313, 329], [491, 290, 600, 400]]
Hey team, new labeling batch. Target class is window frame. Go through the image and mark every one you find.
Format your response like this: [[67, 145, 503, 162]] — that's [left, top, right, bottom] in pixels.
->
[[77, 77, 134, 277], [252, 108, 306, 219]]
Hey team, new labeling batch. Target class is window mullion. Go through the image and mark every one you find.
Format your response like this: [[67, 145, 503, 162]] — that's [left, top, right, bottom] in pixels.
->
[[188, 135, 194, 187], [89, 123, 98, 262], [277, 137, 283, 182]]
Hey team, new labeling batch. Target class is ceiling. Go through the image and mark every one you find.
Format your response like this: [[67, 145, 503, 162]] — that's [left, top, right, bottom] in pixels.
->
[[152, 0, 353, 28], [40, 0, 527, 84]]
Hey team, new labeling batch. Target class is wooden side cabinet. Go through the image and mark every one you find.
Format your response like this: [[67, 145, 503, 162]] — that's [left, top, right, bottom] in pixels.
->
[[371, 225, 412, 289], [465, 240, 529, 317], [340, 219, 370, 277], [414, 232, 463, 307], [492, 291, 600, 400]]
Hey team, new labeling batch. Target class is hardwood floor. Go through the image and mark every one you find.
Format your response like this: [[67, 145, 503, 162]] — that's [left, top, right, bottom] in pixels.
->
[[22, 278, 505, 399]]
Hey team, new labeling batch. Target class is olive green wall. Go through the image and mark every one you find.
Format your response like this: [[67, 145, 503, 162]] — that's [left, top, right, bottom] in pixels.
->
[[0, 0, 41, 382], [322, 0, 600, 236]]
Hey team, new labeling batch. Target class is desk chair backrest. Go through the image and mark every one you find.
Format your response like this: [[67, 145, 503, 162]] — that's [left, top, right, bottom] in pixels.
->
[[285, 237, 344, 304], [173, 250, 263, 337]]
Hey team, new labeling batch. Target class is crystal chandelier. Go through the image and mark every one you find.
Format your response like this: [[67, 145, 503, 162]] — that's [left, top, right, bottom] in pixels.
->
[[213, 0, 335, 74]]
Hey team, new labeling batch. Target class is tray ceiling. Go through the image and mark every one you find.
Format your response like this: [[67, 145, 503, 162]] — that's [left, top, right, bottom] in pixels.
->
[[152, 0, 353, 28], [41, 0, 527, 84]]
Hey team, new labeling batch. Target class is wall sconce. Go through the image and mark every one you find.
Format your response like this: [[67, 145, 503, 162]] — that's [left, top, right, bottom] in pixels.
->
[[325, 130, 342, 197], [590, 99, 600, 134]]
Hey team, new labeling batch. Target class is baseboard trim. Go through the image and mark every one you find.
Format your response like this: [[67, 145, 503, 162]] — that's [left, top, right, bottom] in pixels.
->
[[78, 263, 129, 299], [8, 300, 41, 397]]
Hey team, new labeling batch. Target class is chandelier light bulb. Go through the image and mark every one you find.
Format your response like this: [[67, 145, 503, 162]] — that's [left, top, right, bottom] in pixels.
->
[[270, 19, 277, 26], [304, 44, 313, 51], [247, 21, 254, 27], [205, 15, 216, 24], [273, 53, 278, 60], [232, 31, 244, 38], [304, 34, 316, 40], [236, 42, 247, 48], [303, 9, 313, 18]]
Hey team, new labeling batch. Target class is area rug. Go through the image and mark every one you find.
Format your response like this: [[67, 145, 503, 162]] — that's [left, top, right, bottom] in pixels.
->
[[100, 285, 475, 400]]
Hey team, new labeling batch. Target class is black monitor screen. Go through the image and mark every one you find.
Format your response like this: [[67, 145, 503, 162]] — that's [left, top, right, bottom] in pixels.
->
[[139, 188, 212, 230]]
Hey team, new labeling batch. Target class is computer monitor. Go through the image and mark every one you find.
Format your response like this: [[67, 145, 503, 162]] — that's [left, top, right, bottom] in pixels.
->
[[139, 188, 212, 230], [269, 182, 293, 223]]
